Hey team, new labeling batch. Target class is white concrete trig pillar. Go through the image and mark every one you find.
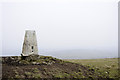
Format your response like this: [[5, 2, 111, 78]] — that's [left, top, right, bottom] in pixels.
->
[[21, 30, 38, 56]]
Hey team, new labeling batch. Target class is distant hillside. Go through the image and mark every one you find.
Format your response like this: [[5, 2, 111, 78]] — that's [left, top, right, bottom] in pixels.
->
[[44, 49, 117, 59]]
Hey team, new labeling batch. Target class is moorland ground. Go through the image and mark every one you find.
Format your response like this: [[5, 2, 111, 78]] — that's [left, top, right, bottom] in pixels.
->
[[64, 58, 119, 78], [1, 55, 120, 79]]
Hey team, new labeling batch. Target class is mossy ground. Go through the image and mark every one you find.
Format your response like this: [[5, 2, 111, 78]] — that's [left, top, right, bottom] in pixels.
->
[[1, 56, 119, 79]]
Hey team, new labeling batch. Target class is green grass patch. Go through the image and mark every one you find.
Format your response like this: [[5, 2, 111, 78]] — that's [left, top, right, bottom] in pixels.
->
[[64, 58, 119, 78]]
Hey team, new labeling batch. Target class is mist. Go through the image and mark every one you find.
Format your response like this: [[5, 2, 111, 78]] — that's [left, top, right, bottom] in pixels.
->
[[1, 1, 118, 59]]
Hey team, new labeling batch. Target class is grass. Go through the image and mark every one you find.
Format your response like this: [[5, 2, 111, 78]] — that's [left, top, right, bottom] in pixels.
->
[[64, 58, 119, 78], [32, 68, 39, 73], [2, 56, 119, 79]]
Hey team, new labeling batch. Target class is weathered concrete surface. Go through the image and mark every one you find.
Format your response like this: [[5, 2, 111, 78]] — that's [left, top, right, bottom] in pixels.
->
[[21, 30, 38, 56]]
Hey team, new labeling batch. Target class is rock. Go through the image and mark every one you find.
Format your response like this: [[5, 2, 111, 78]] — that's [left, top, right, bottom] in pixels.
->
[[22, 54, 39, 61], [32, 62, 36, 65], [47, 62, 53, 65], [42, 62, 47, 65], [19, 60, 29, 65]]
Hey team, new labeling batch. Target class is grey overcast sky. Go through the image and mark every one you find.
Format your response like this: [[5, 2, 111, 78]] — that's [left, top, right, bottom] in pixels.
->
[[1, 0, 118, 59]]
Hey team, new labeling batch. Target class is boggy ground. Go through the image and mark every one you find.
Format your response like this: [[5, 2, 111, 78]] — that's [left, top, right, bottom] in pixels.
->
[[1, 55, 118, 80]]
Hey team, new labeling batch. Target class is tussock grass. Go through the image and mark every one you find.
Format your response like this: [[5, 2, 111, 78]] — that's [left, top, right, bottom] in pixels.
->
[[64, 58, 119, 78]]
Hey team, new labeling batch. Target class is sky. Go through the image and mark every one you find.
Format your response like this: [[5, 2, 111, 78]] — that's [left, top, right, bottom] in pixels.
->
[[1, 0, 119, 59]]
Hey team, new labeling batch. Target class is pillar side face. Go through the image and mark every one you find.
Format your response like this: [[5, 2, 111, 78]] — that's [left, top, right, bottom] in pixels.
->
[[22, 30, 38, 56]]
